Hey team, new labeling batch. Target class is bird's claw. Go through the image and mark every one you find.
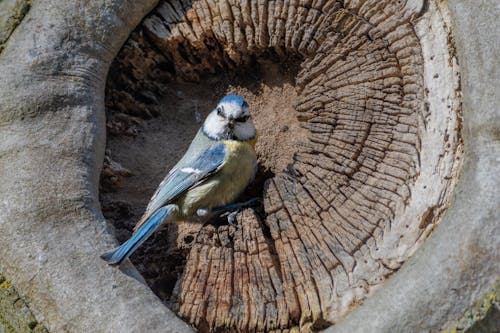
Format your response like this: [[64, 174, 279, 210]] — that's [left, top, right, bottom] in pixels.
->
[[198, 197, 262, 227], [227, 210, 240, 227], [225, 197, 262, 227]]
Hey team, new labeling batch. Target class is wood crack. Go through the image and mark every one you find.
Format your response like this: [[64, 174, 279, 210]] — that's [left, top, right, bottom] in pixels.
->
[[102, 0, 462, 331]]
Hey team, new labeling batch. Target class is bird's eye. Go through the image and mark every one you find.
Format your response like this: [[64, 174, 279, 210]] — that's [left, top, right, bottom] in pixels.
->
[[217, 106, 224, 117], [235, 115, 250, 123]]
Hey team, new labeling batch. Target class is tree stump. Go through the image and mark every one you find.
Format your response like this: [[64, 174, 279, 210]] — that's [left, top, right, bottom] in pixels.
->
[[1, 0, 499, 330], [101, 0, 464, 331]]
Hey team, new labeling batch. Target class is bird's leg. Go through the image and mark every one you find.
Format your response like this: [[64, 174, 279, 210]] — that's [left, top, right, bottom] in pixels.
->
[[196, 198, 261, 225], [213, 198, 261, 214], [218, 198, 261, 226], [227, 210, 239, 227]]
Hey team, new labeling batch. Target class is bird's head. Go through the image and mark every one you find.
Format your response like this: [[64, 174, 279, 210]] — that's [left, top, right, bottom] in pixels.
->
[[202, 94, 256, 141]]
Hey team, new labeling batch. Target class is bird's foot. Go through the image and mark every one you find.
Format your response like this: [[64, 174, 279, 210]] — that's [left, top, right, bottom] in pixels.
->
[[224, 198, 261, 227], [227, 210, 240, 227], [220, 198, 261, 212], [197, 198, 262, 226]]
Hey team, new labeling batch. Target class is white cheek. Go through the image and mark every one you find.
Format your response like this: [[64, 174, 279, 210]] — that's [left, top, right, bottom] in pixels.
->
[[235, 121, 256, 140], [203, 113, 227, 138]]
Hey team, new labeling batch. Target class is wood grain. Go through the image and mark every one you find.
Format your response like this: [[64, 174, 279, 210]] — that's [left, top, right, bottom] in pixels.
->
[[103, 0, 463, 331]]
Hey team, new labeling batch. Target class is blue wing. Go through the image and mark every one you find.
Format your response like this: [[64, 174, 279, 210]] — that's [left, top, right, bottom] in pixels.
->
[[134, 143, 227, 230]]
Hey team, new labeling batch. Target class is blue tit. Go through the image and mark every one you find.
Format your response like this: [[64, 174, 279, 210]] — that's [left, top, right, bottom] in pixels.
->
[[101, 94, 258, 265]]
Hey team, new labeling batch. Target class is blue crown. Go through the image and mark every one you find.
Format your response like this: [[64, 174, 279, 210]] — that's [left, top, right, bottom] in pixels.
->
[[219, 94, 249, 107]]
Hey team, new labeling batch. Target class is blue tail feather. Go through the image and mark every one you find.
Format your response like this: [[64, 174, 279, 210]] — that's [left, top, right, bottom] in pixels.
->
[[101, 205, 175, 266]]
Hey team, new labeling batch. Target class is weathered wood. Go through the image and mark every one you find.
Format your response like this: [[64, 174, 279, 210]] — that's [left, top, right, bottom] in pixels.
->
[[0, 0, 197, 331], [103, 0, 463, 331]]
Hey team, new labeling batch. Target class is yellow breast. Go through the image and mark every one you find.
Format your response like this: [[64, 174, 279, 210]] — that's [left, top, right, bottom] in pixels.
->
[[177, 139, 257, 218]]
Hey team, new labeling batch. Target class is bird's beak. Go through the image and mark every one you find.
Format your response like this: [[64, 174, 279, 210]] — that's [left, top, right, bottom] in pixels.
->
[[228, 119, 235, 129]]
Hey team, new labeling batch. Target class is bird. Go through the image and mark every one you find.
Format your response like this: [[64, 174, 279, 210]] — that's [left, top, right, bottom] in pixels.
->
[[101, 94, 258, 265]]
